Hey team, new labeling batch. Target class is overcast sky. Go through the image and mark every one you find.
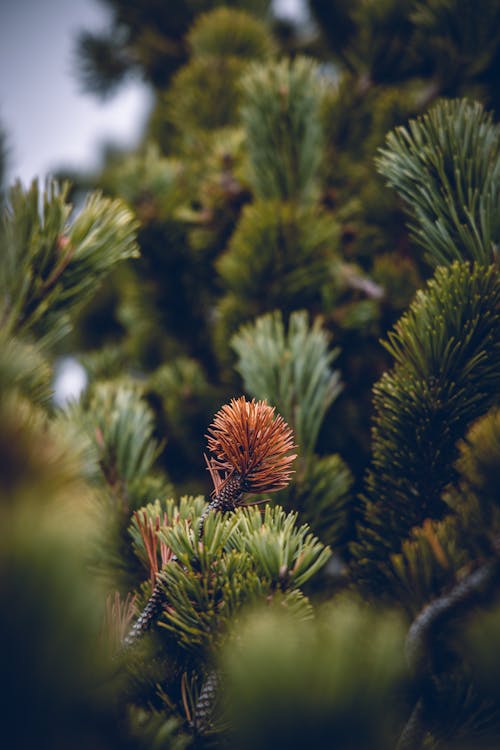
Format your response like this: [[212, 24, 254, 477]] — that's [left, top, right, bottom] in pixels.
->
[[0, 0, 152, 185], [0, 0, 306, 187]]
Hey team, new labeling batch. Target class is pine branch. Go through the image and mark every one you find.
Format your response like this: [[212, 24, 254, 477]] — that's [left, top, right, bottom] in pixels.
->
[[353, 262, 500, 595], [0, 333, 53, 407], [412, 0, 500, 90], [285, 453, 353, 549], [405, 560, 500, 680], [124, 501, 329, 650], [88, 383, 163, 502], [198, 472, 244, 539], [125, 397, 300, 646], [76, 29, 133, 99], [398, 557, 500, 749], [165, 56, 249, 134], [241, 57, 325, 201], [457, 407, 500, 509], [0, 180, 139, 348], [232, 310, 342, 458], [216, 200, 339, 320], [395, 699, 426, 750], [232, 314, 352, 547], [122, 581, 169, 648], [342, 0, 416, 84], [188, 7, 273, 60], [377, 99, 500, 267]]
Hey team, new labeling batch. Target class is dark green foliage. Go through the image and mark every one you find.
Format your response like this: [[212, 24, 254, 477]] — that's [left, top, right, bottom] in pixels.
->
[[354, 262, 500, 595], [220, 597, 407, 750], [308, 0, 357, 60], [310, 0, 416, 82], [217, 201, 339, 327], [377, 99, 500, 267], [457, 408, 500, 508], [0, 386, 123, 750], [77, 28, 132, 98], [411, 0, 500, 102], [386, 518, 467, 617], [98, 145, 184, 218], [372, 252, 423, 313], [84, 382, 163, 495], [75, 0, 272, 95], [400, 561, 500, 750], [241, 56, 324, 201], [147, 357, 218, 490], [78, 344, 131, 383], [352, 97, 500, 598], [464, 603, 500, 715], [232, 310, 342, 456], [0, 333, 53, 407], [188, 7, 274, 60], [62, 381, 173, 591], [310, 0, 500, 108], [284, 453, 354, 549], [166, 56, 250, 135], [345, 0, 417, 84], [164, 8, 273, 140]]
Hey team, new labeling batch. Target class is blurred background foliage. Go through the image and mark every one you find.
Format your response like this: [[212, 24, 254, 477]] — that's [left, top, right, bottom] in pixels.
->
[[62, 0, 500, 494], [3, 1, 500, 748]]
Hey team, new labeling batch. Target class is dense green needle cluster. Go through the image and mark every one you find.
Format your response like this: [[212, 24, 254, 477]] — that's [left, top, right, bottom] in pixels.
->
[[377, 99, 500, 267], [148, 501, 329, 651], [354, 260, 500, 594], [241, 56, 324, 202], [0, 181, 139, 348], [232, 310, 342, 456]]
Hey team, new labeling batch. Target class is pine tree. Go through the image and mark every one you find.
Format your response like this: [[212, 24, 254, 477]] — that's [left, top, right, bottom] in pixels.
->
[[5, 2, 500, 748]]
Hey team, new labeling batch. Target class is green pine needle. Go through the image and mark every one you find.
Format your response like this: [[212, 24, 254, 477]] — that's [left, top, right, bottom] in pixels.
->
[[377, 98, 500, 267], [0, 180, 139, 348]]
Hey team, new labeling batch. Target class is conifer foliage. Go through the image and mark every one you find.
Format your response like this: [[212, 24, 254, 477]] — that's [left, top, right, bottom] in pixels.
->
[[376, 99, 500, 267], [353, 99, 500, 601], [5, 2, 500, 749], [0, 180, 139, 348]]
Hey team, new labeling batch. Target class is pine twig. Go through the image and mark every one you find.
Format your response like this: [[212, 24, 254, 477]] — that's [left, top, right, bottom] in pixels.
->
[[405, 558, 500, 677], [198, 472, 244, 539], [123, 478, 244, 648], [396, 699, 426, 750]]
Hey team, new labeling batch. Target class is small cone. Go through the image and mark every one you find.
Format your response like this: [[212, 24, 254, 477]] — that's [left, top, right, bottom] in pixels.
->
[[123, 581, 168, 648], [193, 670, 219, 734]]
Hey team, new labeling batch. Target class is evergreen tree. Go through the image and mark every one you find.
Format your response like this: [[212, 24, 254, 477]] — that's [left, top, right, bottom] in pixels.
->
[[4, 2, 500, 748]]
